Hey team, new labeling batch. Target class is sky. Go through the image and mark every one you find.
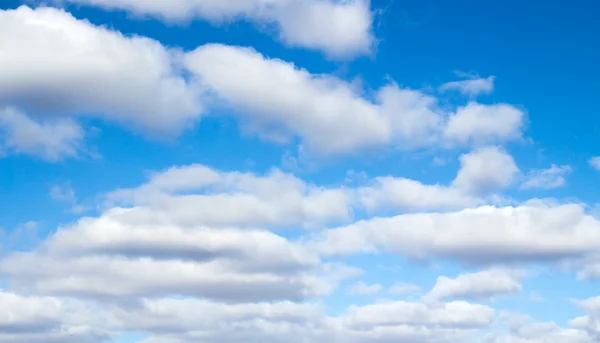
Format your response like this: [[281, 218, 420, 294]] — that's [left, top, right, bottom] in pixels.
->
[[2, 0, 600, 342]]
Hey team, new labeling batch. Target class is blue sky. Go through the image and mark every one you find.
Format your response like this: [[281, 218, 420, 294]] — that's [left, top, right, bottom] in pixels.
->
[[2, 1, 600, 342]]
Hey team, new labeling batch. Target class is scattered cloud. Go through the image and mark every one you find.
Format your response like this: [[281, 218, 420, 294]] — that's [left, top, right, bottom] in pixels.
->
[[439, 72, 495, 97], [423, 268, 524, 302], [0, 107, 85, 161], [49, 184, 88, 214], [521, 164, 572, 190], [1, 3, 595, 343], [589, 156, 600, 171]]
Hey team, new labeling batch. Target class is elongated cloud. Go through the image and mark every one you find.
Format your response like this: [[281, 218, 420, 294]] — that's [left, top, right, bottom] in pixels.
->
[[64, 0, 375, 58]]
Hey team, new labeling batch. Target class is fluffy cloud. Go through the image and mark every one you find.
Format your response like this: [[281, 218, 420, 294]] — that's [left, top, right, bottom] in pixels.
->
[[0, 211, 356, 302], [184, 44, 525, 155], [445, 102, 525, 145], [423, 268, 524, 302], [356, 176, 481, 212], [64, 0, 374, 58], [0, 291, 112, 343], [0, 107, 85, 161], [452, 146, 519, 196], [312, 201, 600, 266], [0, 6, 202, 135], [521, 164, 572, 190], [104, 164, 353, 228], [489, 313, 594, 343], [103, 159, 506, 232], [128, 298, 495, 343], [184, 44, 394, 154], [439, 73, 495, 97], [571, 296, 600, 338], [356, 147, 519, 212], [0, 6, 527, 158]]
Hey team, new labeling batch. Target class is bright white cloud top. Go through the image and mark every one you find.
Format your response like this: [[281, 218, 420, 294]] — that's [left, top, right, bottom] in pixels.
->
[[64, 0, 375, 58], [0, 2, 598, 343]]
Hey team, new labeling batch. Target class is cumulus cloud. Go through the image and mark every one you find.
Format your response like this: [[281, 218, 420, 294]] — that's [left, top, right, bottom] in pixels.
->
[[445, 102, 525, 145], [357, 176, 481, 212], [571, 296, 600, 338], [452, 146, 519, 196], [521, 164, 572, 190], [439, 73, 495, 97], [0, 107, 85, 161], [423, 268, 524, 302], [0, 291, 112, 343], [355, 148, 519, 212], [312, 202, 600, 266], [0, 6, 202, 136], [0, 7, 528, 158], [184, 44, 524, 156], [184, 44, 395, 154], [104, 164, 353, 228], [63, 0, 374, 58], [0, 211, 358, 302], [103, 160, 506, 232], [489, 312, 594, 343]]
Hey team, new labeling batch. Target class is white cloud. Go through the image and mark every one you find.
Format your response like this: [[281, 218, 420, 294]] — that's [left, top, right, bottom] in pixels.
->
[[589, 156, 600, 171], [439, 73, 495, 97], [521, 164, 572, 190], [0, 107, 84, 161], [571, 296, 600, 338], [184, 44, 525, 156], [445, 102, 525, 145], [0, 6, 202, 136], [0, 7, 527, 157], [452, 146, 519, 196], [423, 268, 524, 302], [357, 176, 481, 212], [184, 44, 393, 154], [64, 0, 374, 58], [0, 207, 361, 302], [349, 281, 382, 295], [354, 149, 520, 212], [342, 300, 494, 329], [104, 160, 502, 233], [104, 164, 353, 228], [487, 312, 594, 343], [0, 291, 112, 343], [312, 202, 600, 266]]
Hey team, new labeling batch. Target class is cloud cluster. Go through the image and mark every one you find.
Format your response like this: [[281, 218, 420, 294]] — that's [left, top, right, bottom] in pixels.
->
[[0, 161, 595, 342], [0, 6, 526, 160], [64, 0, 374, 58], [1, 3, 595, 343]]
